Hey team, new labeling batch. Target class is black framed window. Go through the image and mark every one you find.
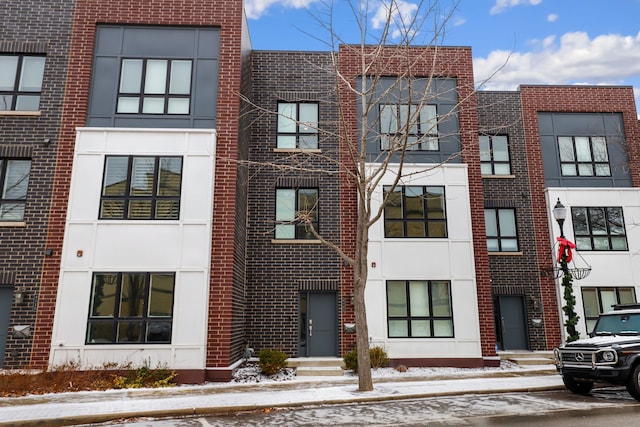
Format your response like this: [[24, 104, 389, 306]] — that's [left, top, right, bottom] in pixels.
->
[[572, 206, 628, 251], [384, 186, 446, 238], [0, 55, 45, 111], [582, 287, 636, 333], [86, 272, 175, 344], [379, 104, 438, 151], [387, 280, 453, 338], [558, 136, 611, 177], [0, 159, 31, 222], [479, 135, 511, 175], [116, 58, 192, 115], [484, 208, 519, 252], [100, 156, 183, 220], [275, 188, 318, 239], [277, 102, 319, 149]]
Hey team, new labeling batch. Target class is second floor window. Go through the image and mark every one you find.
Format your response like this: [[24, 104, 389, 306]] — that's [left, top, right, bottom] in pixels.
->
[[277, 102, 319, 149], [479, 135, 511, 175], [558, 136, 610, 177], [275, 188, 318, 239], [485, 208, 519, 252], [100, 156, 183, 220], [384, 186, 447, 238], [117, 59, 192, 115], [0, 159, 31, 222], [582, 287, 636, 333], [379, 104, 438, 151], [572, 206, 628, 251], [0, 55, 45, 111]]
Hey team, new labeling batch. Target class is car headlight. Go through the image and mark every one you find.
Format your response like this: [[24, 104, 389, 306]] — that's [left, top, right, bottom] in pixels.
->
[[601, 351, 616, 362]]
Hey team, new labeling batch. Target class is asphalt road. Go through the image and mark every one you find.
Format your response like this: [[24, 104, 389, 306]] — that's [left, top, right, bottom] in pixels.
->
[[88, 387, 640, 427]]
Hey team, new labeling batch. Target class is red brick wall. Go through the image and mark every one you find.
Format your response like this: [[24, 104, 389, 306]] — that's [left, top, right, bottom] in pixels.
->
[[337, 46, 496, 359], [520, 85, 640, 348], [30, 0, 245, 369]]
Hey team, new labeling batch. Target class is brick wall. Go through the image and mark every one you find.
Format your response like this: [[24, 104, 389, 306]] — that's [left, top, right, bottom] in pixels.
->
[[30, 0, 246, 370], [0, 0, 74, 368]]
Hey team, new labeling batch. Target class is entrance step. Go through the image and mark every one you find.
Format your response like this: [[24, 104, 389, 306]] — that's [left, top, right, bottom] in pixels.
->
[[287, 357, 345, 377], [498, 351, 555, 366]]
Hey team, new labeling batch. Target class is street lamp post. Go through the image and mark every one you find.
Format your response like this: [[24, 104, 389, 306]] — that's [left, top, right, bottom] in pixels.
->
[[552, 198, 580, 342]]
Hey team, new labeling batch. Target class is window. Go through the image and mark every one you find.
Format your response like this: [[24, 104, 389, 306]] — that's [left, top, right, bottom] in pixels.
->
[[572, 207, 628, 251], [582, 287, 636, 333], [116, 59, 192, 114], [0, 159, 31, 221], [558, 136, 610, 177], [277, 102, 318, 149], [485, 208, 519, 252], [275, 188, 318, 239], [479, 135, 511, 175], [380, 104, 437, 151], [383, 186, 446, 238], [86, 272, 175, 344], [387, 280, 453, 338], [100, 156, 182, 220], [0, 55, 45, 111]]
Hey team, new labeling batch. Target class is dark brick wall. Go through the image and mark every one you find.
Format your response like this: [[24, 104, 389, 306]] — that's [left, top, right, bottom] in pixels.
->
[[477, 91, 559, 350], [246, 51, 343, 356], [0, 0, 74, 368]]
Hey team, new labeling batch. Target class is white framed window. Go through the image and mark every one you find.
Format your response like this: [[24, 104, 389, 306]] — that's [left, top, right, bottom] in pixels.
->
[[572, 206, 628, 251]]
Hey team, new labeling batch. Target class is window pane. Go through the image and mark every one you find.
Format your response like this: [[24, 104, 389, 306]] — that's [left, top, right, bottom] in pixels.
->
[[299, 135, 318, 150], [561, 164, 576, 176], [498, 209, 516, 236], [384, 187, 403, 219], [276, 189, 295, 221], [589, 208, 606, 234], [157, 158, 182, 196], [619, 288, 636, 305], [431, 281, 452, 316], [607, 208, 625, 235], [493, 163, 511, 175], [0, 95, 13, 110], [426, 187, 445, 219], [481, 164, 492, 175], [3, 160, 31, 199], [120, 59, 143, 93], [18, 56, 45, 91], [611, 237, 628, 250], [411, 320, 430, 337], [169, 61, 192, 94], [595, 164, 611, 176], [601, 289, 617, 312], [128, 200, 152, 219], [581, 288, 599, 318], [575, 137, 591, 161], [90, 274, 118, 317], [103, 157, 128, 196], [167, 98, 189, 114], [593, 237, 610, 250], [278, 103, 296, 133], [575, 237, 592, 251], [15, 95, 40, 111], [486, 238, 499, 252], [578, 164, 593, 176], [484, 209, 497, 236], [119, 274, 146, 317], [423, 136, 438, 151], [385, 222, 404, 237], [87, 323, 114, 344], [130, 158, 155, 195], [591, 137, 608, 161], [479, 135, 490, 161], [0, 203, 25, 221], [428, 221, 446, 237], [387, 281, 407, 316], [117, 322, 143, 342], [409, 281, 429, 316], [388, 320, 408, 337], [298, 189, 318, 221], [558, 137, 574, 161], [100, 200, 124, 219], [155, 200, 179, 219], [407, 222, 426, 237], [501, 239, 518, 251], [142, 97, 165, 114], [405, 187, 425, 219], [492, 136, 509, 161], [433, 319, 453, 336], [117, 97, 139, 113], [277, 135, 296, 149], [147, 321, 172, 342], [275, 223, 295, 239], [144, 60, 167, 94], [299, 104, 318, 133], [399, 105, 416, 134], [586, 318, 597, 333], [571, 208, 589, 235], [148, 274, 174, 316], [0, 56, 18, 90], [420, 105, 437, 135], [380, 105, 397, 134]]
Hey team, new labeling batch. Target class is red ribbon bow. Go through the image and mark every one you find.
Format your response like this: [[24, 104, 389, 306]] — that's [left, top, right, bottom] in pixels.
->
[[557, 237, 576, 263]]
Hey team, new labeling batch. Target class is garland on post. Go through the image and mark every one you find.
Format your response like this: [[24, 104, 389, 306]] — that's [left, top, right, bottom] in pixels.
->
[[557, 237, 580, 342]]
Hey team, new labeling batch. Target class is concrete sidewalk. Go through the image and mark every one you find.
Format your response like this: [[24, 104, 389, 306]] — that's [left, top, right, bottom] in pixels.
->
[[0, 366, 563, 427]]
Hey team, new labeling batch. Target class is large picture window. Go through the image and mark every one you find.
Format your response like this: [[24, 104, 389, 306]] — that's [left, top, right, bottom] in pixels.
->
[[571, 206, 628, 251], [117, 58, 192, 115], [383, 186, 446, 238], [379, 104, 438, 151], [484, 208, 519, 252], [558, 136, 611, 177], [582, 287, 636, 333], [0, 55, 45, 111], [386, 280, 453, 338], [100, 156, 182, 220], [275, 188, 318, 239], [0, 159, 31, 222], [479, 135, 511, 175], [86, 272, 175, 344], [277, 102, 319, 149]]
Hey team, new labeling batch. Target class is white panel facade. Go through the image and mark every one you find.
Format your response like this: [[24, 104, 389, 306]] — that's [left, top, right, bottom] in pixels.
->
[[49, 128, 215, 369], [366, 163, 482, 360], [547, 188, 640, 339]]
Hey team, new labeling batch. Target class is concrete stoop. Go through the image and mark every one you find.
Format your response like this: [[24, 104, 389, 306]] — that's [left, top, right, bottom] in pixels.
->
[[287, 357, 345, 377], [498, 351, 556, 366]]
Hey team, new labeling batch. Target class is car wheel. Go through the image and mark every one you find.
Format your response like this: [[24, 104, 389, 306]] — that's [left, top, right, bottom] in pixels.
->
[[626, 364, 640, 401], [562, 376, 593, 395]]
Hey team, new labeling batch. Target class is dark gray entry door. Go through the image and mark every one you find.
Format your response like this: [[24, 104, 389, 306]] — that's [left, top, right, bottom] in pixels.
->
[[298, 292, 337, 357], [0, 287, 13, 368], [498, 295, 528, 350]]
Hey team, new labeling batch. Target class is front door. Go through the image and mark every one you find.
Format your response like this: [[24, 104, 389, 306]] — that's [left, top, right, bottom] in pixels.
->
[[0, 287, 13, 367], [298, 292, 337, 357], [495, 295, 529, 350]]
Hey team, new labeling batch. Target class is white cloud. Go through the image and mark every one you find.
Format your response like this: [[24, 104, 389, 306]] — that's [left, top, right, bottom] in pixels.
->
[[490, 0, 543, 15], [371, 1, 420, 39], [244, 0, 319, 20], [547, 13, 558, 23]]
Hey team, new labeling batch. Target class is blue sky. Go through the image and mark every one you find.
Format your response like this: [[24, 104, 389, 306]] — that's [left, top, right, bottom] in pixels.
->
[[245, 0, 640, 113]]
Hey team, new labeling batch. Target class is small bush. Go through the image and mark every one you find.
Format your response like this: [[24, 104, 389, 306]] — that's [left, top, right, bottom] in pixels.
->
[[395, 364, 408, 373], [258, 349, 288, 376], [343, 349, 358, 371], [343, 346, 389, 371], [112, 364, 176, 389]]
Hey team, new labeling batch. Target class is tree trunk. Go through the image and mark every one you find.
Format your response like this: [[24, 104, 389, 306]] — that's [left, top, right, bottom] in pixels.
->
[[354, 207, 373, 391]]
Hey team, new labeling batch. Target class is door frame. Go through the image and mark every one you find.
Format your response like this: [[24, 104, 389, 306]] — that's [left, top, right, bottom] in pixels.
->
[[494, 295, 529, 351], [298, 291, 338, 357]]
